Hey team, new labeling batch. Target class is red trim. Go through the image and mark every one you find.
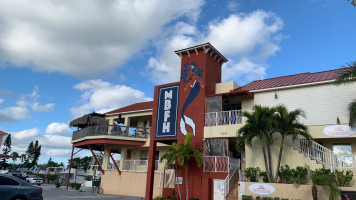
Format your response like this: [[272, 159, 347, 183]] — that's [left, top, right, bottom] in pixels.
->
[[0, 154, 10, 158], [104, 144, 121, 175], [72, 139, 146, 147], [66, 147, 74, 190], [87, 144, 105, 175]]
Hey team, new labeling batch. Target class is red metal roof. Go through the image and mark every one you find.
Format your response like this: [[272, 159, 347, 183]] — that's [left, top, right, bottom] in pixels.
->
[[0, 130, 8, 135], [105, 101, 153, 115], [0, 154, 10, 158], [235, 68, 344, 92]]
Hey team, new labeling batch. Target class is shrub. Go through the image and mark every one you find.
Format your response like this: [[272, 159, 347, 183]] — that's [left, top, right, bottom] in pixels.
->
[[241, 195, 253, 200], [154, 197, 165, 200], [55, 181, 61, 188], [245, 167, 260, 182], [334, 169, 353, 187], [256, 196, 262, 200], [281, 198, 289, 200], [188, 198, 199, 200], [259, 171, 269, 182], [293, 166, 308, 185], [279, 165, 293, 183], [69, 183, 81, 190], [261, 197, 273, 200]]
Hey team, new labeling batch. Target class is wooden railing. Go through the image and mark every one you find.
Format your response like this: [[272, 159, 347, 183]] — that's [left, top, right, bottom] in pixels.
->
[[72, 125, 150, 141]]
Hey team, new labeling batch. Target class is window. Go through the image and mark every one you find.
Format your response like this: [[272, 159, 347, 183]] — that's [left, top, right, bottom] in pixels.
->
[[140, 150, 148, 165], [126, 149, 131, 160], [333, 144, 353, 167], [0, 176, 20, 186]]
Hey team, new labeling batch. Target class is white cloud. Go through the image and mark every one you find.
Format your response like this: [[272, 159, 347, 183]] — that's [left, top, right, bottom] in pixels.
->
[[45, 123, 71, 136], [16, 86, 54, 112], [0, 106, 32, 123], [0, 0, 204, 77], [45, 148, 72, 158], [39, 135, 72, 149], [146, 10, 284, 85], [0, 98, 4, 104], [71, 79, 152, 118], [12, 128, 41, 141]]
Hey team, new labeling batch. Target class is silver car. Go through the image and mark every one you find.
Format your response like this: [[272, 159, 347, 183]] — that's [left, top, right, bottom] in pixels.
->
[[0, 174, 43, 200]]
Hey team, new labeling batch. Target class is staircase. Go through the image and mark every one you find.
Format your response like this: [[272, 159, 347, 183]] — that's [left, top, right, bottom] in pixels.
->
[[282, 135, 352, 172], [225, 181, 239, 200]]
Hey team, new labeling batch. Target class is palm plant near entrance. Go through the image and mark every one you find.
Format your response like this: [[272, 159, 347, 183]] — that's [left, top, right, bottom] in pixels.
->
[[160, 132, 203, 200], [237, 105, 276, 182], [273, 105, 312, 182], [334, 61, 356, 126]]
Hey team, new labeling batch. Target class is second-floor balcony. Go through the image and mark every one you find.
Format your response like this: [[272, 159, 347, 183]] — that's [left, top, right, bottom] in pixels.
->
[[205, 110, 242, 126], [71, 125, 150, 141]]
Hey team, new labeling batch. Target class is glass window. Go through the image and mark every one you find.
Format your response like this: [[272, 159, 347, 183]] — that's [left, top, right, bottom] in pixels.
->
[[333, 144, 353, 167], [205, 139, 228, 156], [140, 150, 148, 165], [206, 96, 221, 113], [0, 176, 20, 186]]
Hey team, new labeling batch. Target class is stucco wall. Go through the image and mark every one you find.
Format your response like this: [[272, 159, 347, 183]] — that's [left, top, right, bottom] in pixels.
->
[[245, 138, 323, 174], [239, 182, 356, 200], [101, 170, 163, 198]]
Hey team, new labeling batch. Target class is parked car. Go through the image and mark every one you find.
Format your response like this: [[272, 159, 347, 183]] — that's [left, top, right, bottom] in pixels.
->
[[0, 173, 43, 200], [26, 175, 43, 186], [9, 172, 26, 181]]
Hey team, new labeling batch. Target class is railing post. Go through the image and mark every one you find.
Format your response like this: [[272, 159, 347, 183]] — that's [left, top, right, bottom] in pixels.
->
[[215, 112, 218, 126], [229, 111, 231, 125], [215, 157, 217, 172]]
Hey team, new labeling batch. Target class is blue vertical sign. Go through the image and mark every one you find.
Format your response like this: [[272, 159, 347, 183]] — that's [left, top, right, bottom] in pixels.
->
[[155, 84, 179, 138]]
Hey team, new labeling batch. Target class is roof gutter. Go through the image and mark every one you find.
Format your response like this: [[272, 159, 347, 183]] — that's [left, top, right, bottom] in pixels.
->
[[250, 79, 335, 93], [106, 108, 153, 116]]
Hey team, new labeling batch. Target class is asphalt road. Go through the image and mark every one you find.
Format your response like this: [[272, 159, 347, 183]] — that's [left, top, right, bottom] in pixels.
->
[[41, 184, 143, 200]]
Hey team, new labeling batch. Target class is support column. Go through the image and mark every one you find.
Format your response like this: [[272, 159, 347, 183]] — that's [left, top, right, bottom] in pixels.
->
[[145, 140, 157, 200], [119, 147, 127, 170], [102, 145, 110, 170], [108, 118, 114, 135], [66, 146, 74, 190], [124, 117, 130, 135]]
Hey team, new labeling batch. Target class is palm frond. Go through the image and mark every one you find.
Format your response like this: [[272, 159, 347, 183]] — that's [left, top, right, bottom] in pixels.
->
[[334, 61, 356, 85], [348, 100, 356, 126]]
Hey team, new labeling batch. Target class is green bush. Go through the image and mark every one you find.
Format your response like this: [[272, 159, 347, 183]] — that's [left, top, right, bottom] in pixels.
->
[[69, 183, 81, 190], [188, 198, 199, 200], [335, 169, 353, 187], [293, 166, 309, 184], [281, 198, 289, 200], [55, 181, 61, 188], [245, 167, 260, 182], [154, 197, 165, 200], [256, 196, 262, 200], [279, 165, 293, 183], [259, 171, 269, 183], [241, 195, 253, 200], [261, 197, 273, 200]]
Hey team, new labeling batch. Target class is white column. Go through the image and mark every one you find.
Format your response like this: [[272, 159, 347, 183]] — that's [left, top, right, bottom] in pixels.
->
[[102, 146, 111, 170]]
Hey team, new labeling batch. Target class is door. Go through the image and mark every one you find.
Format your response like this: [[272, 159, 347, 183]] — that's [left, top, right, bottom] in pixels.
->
[[213, 179, 225, 200]]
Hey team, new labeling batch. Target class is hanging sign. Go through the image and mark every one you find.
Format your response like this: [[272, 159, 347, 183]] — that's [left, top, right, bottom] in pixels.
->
[[155, 84, 180, 138], [248, 183, 275, 195], [323, 125, 356, 137]]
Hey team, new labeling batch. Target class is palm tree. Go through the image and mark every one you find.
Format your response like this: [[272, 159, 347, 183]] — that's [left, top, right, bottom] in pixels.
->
[[11, 152, 19, 165], [160, 142, 182, 200], [334, 61, 356, 126], [160, 132, 203, 200], [273, 105, 313, 182], [237, 105, 276, 182]]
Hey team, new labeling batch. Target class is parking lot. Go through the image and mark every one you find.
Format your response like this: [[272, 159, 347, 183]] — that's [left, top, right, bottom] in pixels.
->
[[41, 184, 143, 200]]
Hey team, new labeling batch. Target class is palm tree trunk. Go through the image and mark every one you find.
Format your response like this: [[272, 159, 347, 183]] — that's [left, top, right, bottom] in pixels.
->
[[275, 137, 284, 182], [175, 163, 182, 200], [312, 185, 318, 200], [260, 139, 271, 182], [267, 143, 274, 182], [185, 167, 188, 200]]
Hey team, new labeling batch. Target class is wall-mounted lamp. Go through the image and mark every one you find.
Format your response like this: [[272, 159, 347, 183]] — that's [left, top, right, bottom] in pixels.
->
[[337, 117, 340, 125], [274, 92, 278, 100]]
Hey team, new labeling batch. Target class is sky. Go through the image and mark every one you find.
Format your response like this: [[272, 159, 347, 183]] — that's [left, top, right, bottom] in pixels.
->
[[0, 0, 355, 165]]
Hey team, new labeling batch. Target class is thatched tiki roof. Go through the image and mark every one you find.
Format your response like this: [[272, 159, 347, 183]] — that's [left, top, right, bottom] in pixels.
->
[[69, 112, 108, 128]]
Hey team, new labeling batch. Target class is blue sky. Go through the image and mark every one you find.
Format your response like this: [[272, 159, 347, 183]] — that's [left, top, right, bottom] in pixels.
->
[[0, 0, 355, 165]]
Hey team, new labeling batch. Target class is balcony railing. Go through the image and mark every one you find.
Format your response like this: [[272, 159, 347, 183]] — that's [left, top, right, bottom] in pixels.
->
[[205, 110, 242, 126], [72, 125, 150, 141], [203, 156, 240, 173], [122, 160, 159, 172]]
